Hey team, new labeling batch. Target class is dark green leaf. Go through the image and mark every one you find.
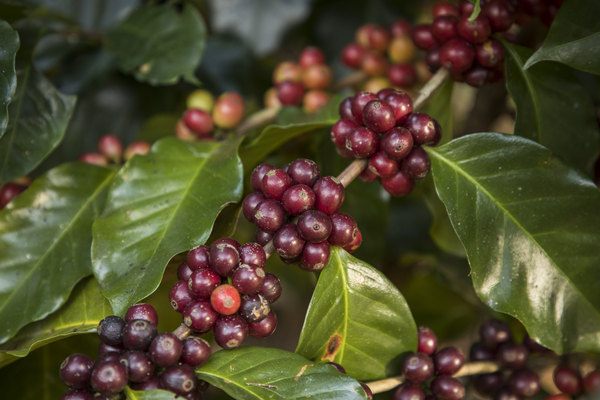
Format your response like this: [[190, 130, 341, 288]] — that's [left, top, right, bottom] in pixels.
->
[[0, 62, 77, 183], [504, 42, 600, 176], [0, 277, 111, 368], [105, 3, 206, 85], [426, 132, 600, 354], [295, 248, 417, 380], [197, 346, 368, 400], [0, 162, 115, 345], [207, 203, 242, 244], [468, 0, 482, 20], [92, 137, 243, 316], [124, 387, 177, 400], [523, 0, 600, 74], [0, 21, 19, 139]]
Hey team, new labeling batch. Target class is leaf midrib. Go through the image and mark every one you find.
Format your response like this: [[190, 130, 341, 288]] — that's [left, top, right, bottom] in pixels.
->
[[335, 249, 350, 364], [197, 371, 264, 400], [524, 31, 600, 70]]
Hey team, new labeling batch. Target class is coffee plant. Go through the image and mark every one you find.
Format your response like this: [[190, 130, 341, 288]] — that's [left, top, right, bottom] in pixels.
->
[[0, 0, 600, 399]]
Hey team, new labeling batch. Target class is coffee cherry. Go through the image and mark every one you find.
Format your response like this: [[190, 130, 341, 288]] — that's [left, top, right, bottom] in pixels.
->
[[483, 0, 515, 32], [118, 351, 153, 383], [239, 293, 270, 322], [288, 158, 321, 187], [60, 354, 95, 389], [384, 91, 413, 125], [214, 314, 249, 349], [213, 92, 244, 129], [96, 352, 121, 366], [299, 46, 326, 68], [258, 274, 281, 304], [232, 263, 266, 295], [255, 229, 274, 246], [148, 332, 182, 368], [346, 127, 380, 158], [431, 376, 465, 400], [183, 300, 218, 332], [336, 145, 355, 159], [130, 376, 161, 391], [282, 184, 316, 216], [124, 141, 151, 161], [297, 210, 332, 243], [359, 166, 378, 183], [388, 35, 416, 64], [187, 244, 210, 271], [97, 316, 126, 346], [212, 237, 240, 249], [342, 43, 367, 69], [416, 326, 437, 356], [381, 127, 414, 161], [480, 319, 512, 350], [122, 319, 157, 351], [494, 386, 520, 400], [300, 241, 330, 271], [261, 169, 292, 202], [187, 89, 214, 112], [475, 372, 505, 396], [431, 15, 459, 42], [459, 0, 475, 15], [343, 228, 362, 253], [381, 171, 415, 197], [277, 81, 305, 106], [434, 1, 461, 17], [522, 0, 546, 16], [393, 385, 425, 400], [327, 213, 358, 247], [248, 310, 278, 338], [339, 96, 354, 120], [170, 280, 195, 313], [125, 304, 159, 327], [391, 18, 412, 37], [239, 242, 266, 268], [457, 15, 491, 44], [401, 147, 431, 180], [405, 113, 438, 146], [161, 364, 197, 396], [363, 99, 396, 133], [178, 262, 194, 281], [554, 366, 582, 395], [351, 92, 378, 125], [360, 382, 374, 400], [476, 38, 504, 68], [412, 25, 438, 50], [369, 151, 400, 178], [368, 24, 391, 52], [303, 90, 329, 113], [433, 347, 465, 375], [464, 66, 490, 88], [426, 46, 442, 72], [497, 343, 529, 370], [313, 177, 345, 215], [387, 63, 417, 89], [98, 342, 125, 355], [210, 284, 241, 315], [584, 370, 600, 394], [274, 223, 306, 259], [401, 353, 434, 384], [523, 334, 549, 354], [254, 199, 286, 232], [60, 389, 94, 400], [97, 135, 123, 162], [243, 192, 266, 223], [328, 362, 347, 374], [362, 52, 388, 76], [440, 38, 475, 73], [91, 361, 128, 396], [180, 337, 211, 368], [469, 342, 496, 361], [183, 109, 213, 136], [78, 153, 108, 166], [251, 163, 277, 193], [209, 243, 239, 277], [273, 61, 303, 84], [508, 369, 540, 398], [303, 64, 332, 90]]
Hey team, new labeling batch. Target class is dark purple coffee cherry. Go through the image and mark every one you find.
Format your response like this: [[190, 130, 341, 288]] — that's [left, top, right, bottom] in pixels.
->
[[381, 127, 414, 161], [232, 263, 266, 295], [239, 242, 267, 268], [313, 177, 345, 215], [381, 170, 415, 197], [554, 366, 583, 395], [508, 369, 540, 398], [362, 99, 396, 133], [95, 352, 121, 365], [328, 213, 358, 247], [433, 347, 465, 375], [463, 66, 490, 88], [161, 364, 198, 396], [148, 332, 182, 368], [281, 184, 316, 215], [98, 342, 125, 356], [401, 353, 434, 384], [248, 310, 278, 338], [183, 299, 218, 333], [431, 15, 459, 42], [297, 210, 332, 242], [497, 343, 528, 370], [470, 342, 496, 361], [254, 199, 286, 233], [440, 38, 475, 73], [177, 262, 194, 282], [211, 237, 240, 250], [288, 158, 321, 187], [475, 372, 505, 396], [351, 91, 378, 125], [97, 316, 126, 346], [360, 382, 374, 400], [60, 389, 94, 400], [328, 362, 347, 374], [255, 229, 274, 246], [260, 273, 283, 303], [476, 38, 504, 67], [494, 386, 520, 400], [170, 280, 195, 313], [273, 223, 306, 259], [189, 269, 221, 299], [482, 0, 515, 32], [186, 245, 210, 271], [180, 337, 211, 368], [251, 163, 277, 193], [239, 293, 270, 322], [346, 127, 380, 158], [299, 241, 330, 271], [262, 168, 292, 201], [242, 192, 266, 223], [368, 151, 399, 178], [412, 24, 438, 50], [60, 354, 95, 389], [214, 314, 249, 349], [209, 243, 240, 277], [393, 385, 425, 400], [331, 119, 359, 148], [480, 319, 512, 350], [339, 96, 354, 120], [457, 15, 491, 44], [90, 361, 128, 396], [417, 326, 438, 356], [384, 91, 413, 125], [118, 351, 153, 383], [401, 147, 431, 180], [426, 45, 442, 72], [122, 319, 157, 351], [523, 334, 550, 354], [130, 376, 161, 391], [431, 376, 465, 400], [404, 113, 439, 146]]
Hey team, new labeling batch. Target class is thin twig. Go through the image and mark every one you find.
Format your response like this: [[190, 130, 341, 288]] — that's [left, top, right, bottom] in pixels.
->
[[332, 70, 369, 92], [173, 323, 191, 340], [235, 107, 281, 136]]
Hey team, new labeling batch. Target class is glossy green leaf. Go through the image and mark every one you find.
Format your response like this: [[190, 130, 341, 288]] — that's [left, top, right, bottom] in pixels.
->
[[92, 137, 243, 316], [0, 277, 111, 368], [105, 3, 206, 85], [0, 163, 115, 345], [0, 62, 76, 183], [296, 248, 417, 380], [504, 42, 600, 176], [0, 21, 19, 139], [523, 0, 600, 74], [197, 346, 368, 400], [426, 132, 600, 354], [124, 387, 178, 400]]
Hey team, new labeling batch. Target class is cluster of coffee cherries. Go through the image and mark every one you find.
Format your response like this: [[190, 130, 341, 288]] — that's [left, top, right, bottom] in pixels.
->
[[0, 176, 30, 210], [176, 90, 246, 141], [78, 134, 151, 167], [169, 238, 282, 349], [265, 46, 333, 113], [58, 303, 209, 400], [333, 88, 440, 197], [243, 158, 362, 270]]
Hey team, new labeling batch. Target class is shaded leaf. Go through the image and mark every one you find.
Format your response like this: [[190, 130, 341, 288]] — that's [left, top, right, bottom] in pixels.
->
[[295, 248, 417, 380], [105, 3, 206, 85], [426, 132, 600, 354], [207, 203, 242, 244], [0, 20, 19, 139], [136, 113, 179, 143], [504, 42, 600, 176], [92, 137, 243, 316], [524, 0, 600, 75], [0, 163, 115, 345], [0, 277, 111, 368], [197, 346, 368, 400], [124, 387, 177, 400]]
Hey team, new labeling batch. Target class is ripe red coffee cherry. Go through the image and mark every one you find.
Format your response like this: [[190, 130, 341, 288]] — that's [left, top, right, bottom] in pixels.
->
[[431, 376, 465, 400], [214, 314, 249, 349], [210, 284, 241, 315], [60, 354, 95, 389], [554, 366, 583, 395], [508, 369, 540, 398], [391, 19, 412, 37], [303, 90, 329, 113], [189, 269, 221, 299], [274, 223, 306, 259], [213, 92, 244, 129], [411, 24, 438, 50], [130, 376, 161, 391], [440, 38, 475, 73], [431, 15, 459, 42], [417, 326, 438, 355], [387, 64, 417, 89], [212, 237, 240, 251], [363, 99, 396, 133], [457, 15, 491, 44], [303, 64, 332, 89], [260, 273, 283, 303], [242, 192, 266, 223], [178, 262, 194, 281], [273, 61, 303, 84], [377, 88, 396, 100], [78, 153, 108, 166], [384, 91, 413, 125], [381, 170, 415, 197], [125, 303, 159, 327], [336, 145, 355, 159], [149, 332, 182, 368], [183, 109, 213, 136], [426, 46, 442, 72], [180, 337, 211, 368], [368, 24, 391, 52], [342, 43, 367, 69], [187, 244, 210, 271], [433, 1, 461, 17], [98, 342, 125, 355], [254, 199, 286, 233], [476, 38, 504, 68], [209, 243, 240, 277], [393, 385, 425, 400], [381, 127, 414, 161], [255, 229, 274, 246], [124, 141, 151, 161], [262, 168, 292, 201], [433, 347, 465, 375], [369, 151, 400, 178], [297, 210, 332, 243], [239, 293, 270, 322], [161, 364, 197, 396], [239, 242, 267, 268], [464, 66, 489, 88], [346, 127, 380, 158], [170, 280, 195, 313], [277, 81, 305, 105], [96, 352, 120, 365], [497, 343, 529, 370], [118, 351, 153, 383], [459, 0, 475, 15], [402, 353, 435, 384], [331, 119, 359, 148], [339, 96, 354, 120], [584, 370, 600, 394], [182, 300, 218, 332], [299, 46, 325, 68], [483, 0, 515, 32], [313, 176, 345, 215], [251, 163, 277, 193], [97, 134, 123, 162], [351, 91, 378, 125], [282, 184, 316, 216], [232, 263, 266, 295], [248, 310, 278, 338], [343, 228, 362, 253], [300, 240, 330, 271], [91, 361, 128, 396], [288, 158, 321, 187], [362, 52, 388, 76], [401, 147, 431, 180], [328, 213, 358, 247]]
